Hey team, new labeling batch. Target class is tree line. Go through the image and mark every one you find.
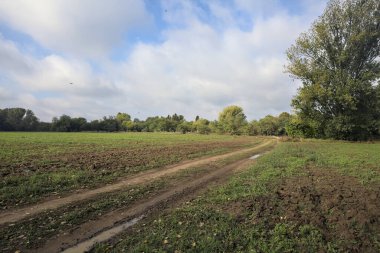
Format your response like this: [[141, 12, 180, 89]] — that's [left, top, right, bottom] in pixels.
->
[[0, 106, 296, 136], [1, 103, 379, 139]]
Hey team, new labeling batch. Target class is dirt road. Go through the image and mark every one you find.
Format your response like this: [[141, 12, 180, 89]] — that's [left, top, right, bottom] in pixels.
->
[[0, 139, 275, 226], [36, 157, 257, 253]]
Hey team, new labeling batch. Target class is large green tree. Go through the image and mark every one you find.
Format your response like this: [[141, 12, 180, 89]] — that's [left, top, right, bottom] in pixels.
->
[[286, 0, 380, 140], [218, 105, 247, 135]]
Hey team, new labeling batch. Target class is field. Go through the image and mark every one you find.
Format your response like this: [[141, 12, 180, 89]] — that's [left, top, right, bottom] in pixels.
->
[[1, 133, 379, 252], [0, 132, 273, 252], [0, 132, 261, 209], [92, 140, 380, 253]]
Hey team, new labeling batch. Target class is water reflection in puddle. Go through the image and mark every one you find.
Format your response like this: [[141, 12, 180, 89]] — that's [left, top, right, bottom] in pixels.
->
[[249, 154, 261, 160], [62, 215, 144, 253]]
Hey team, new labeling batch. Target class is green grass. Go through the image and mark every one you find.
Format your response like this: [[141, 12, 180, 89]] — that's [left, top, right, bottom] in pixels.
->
[[0, 132, 262, 208], [92, 140, 380, 253]]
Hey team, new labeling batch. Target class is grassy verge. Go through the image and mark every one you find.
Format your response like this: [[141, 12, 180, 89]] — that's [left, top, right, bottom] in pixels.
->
[[92, 140, 380, 253]]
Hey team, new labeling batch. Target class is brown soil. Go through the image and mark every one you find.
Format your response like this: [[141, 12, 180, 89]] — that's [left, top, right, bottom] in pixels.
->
[[31, 157, 258, 253], [3, 141, 250, 177], [239, 168, 380, 252], [0, 140, 274, 226]]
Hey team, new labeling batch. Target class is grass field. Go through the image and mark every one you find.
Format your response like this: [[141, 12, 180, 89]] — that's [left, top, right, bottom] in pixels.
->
[[92, 140, 380, 253], [1, 133, 379, 252], [0, 132, 261, 209]]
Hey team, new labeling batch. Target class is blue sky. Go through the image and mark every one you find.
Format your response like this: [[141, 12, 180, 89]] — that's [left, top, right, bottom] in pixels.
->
[[0, 0, 328, 121]]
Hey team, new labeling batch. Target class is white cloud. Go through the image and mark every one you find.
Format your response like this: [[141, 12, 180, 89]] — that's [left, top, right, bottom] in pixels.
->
[[234, 0, 279, 16], [0, 86, 12, 100], [118, 8, 319, 120], [0, 35, 124, 120], [0, 0, 328, 121], [0, 0, 152, 58]]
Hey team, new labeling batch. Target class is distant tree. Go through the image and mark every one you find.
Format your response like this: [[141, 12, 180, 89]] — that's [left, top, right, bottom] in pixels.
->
[[52, 115, 72, 132], [277, 112, 291, 136], [257, 115, 279, 136], [172, 113, 184, 122], [176, 121, 191, 134], [122, 121, 134, 132], [0, 109, 5, 130], [286, 0, 380, 140], [246, 120, 260, 136], [116, 112, 131, 123], [37, 122, 52, 132], [209, 120, 222, 134], [116, 112, 131, 131], [218, 106, 247, 135], [131, 120, 144, 132], [1, 108, 26, 130], [193, 118, 211, 134], [0, 108, 40, 131], [99, 116, 119, 132], [90, 120, 101, 132], [144, 116, 162, 132], [70, 117, 88, 131], [285, 115, 316, 138], [22, 110, 39, 131]]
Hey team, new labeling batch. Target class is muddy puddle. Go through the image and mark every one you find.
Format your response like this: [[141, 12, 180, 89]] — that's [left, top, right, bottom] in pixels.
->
[[62, 215, 144, 253], [249, 154, 261, 160]]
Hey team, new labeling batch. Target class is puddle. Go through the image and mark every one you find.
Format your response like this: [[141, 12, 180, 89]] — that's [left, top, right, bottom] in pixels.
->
[[62, 215, 144, 253], [249, 154, 261, 160]]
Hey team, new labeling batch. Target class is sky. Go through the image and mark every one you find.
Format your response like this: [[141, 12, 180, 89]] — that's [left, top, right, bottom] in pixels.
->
[[0, 0, 328, 122]]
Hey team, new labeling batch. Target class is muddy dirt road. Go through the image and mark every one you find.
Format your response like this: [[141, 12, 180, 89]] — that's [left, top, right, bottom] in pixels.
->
[[38, 158, 257, 253], [0, 140, 275, 226]]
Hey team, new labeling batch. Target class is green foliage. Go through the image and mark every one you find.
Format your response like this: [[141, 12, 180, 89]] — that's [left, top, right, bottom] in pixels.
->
[[286, 0, 380, 140], [192, 118, 211, 134], [257, 115, 280, 135], [0, 107, 294, 137], [246, 120, 260, 135], [21, 110, 39, 131], [0, 108, 40, 131], [176, 121, 192, 134], [285, 115, 316, 138], [247, 112, 291, 136], [277, 112, 291, 135], [116, 112, 131, 131], [218, 105, 247, 135]]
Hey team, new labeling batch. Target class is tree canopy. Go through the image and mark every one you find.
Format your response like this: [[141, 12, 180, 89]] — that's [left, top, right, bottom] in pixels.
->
[[286, 0, 380, 140], [218, 105, 247, 135]]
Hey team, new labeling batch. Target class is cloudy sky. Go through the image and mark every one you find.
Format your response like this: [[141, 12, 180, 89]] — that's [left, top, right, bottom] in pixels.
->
[[0, 0, 328, 122]]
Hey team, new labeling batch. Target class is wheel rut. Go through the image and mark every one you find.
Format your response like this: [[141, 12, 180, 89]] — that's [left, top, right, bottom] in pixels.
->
[[35, 157, 258, 253]]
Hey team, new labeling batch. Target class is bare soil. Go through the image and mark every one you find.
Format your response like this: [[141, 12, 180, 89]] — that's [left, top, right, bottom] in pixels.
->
[[2, 141, 250, 177], [233, 168, 380, 252], [0, 140, 274, 226]]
